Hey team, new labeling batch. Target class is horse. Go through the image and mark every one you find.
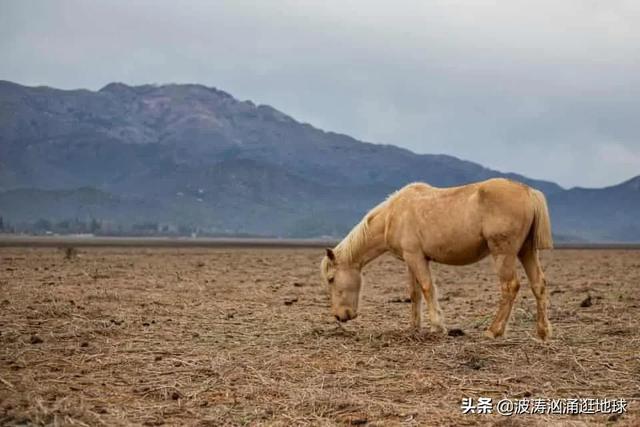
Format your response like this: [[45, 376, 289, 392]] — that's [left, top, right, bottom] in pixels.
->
[[320, 178, 554, 340]]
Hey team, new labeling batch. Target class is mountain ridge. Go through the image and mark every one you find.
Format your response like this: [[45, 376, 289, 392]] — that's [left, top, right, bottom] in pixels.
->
[[0, 80, 637, 241]]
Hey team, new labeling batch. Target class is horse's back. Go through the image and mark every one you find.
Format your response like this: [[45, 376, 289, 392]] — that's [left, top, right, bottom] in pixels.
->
[[385, 181, 486, 264]]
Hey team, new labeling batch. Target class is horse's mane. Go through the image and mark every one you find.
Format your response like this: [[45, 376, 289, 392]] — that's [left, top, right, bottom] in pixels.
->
[[333, 214, 373, 264], [333, 185, 412, 263]]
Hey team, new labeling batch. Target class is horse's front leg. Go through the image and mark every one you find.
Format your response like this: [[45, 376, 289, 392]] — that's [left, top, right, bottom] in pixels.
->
[[407, 267, 423, 329], [404, 252, 446, 334]]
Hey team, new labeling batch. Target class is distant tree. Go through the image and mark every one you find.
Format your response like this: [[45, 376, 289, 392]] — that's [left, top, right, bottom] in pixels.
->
[[89, 218, 101, 233], [73, 217, 86, 233], [0, 216, 4, 231], [132, 221, 158, 233], [34, 218, 52, 232], [56, 219, 71, 231], [178, 224, 195, 235]]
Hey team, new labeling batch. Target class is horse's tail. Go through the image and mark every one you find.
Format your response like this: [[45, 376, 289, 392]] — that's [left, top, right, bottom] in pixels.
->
[[530, 189, 554, 250]]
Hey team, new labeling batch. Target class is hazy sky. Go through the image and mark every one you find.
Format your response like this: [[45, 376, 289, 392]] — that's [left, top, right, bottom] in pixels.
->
[[1, 1, 639, 188]]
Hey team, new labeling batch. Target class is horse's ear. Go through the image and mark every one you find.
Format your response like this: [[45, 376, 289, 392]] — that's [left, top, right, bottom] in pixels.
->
[[325, 248, 336, 262]]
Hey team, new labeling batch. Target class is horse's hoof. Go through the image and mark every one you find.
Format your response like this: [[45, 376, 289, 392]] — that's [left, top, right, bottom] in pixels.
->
[[430, 324, 447, 335], [484, 329, 499, 339], [536, 324, 552, 341]]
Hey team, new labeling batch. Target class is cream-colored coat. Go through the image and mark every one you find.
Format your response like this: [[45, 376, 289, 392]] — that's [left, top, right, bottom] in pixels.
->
[[321, 178, 553, 340]]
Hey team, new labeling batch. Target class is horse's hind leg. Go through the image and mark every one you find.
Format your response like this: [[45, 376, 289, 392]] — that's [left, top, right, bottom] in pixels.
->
[[404, 252, 446, 334], [485, 253, 520, 339], [518, 242, 552, 340], [407, 267, 423, 329]]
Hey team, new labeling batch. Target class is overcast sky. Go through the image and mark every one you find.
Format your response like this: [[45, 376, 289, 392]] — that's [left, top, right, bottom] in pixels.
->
[[1, 1, 639, 188]]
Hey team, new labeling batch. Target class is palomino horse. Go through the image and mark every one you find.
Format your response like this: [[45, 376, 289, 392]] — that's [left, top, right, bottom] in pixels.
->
[[320, 178, 554, 340]]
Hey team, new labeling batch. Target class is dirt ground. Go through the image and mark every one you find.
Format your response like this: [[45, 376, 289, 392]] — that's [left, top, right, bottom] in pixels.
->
[[0, 247, 638, 426]]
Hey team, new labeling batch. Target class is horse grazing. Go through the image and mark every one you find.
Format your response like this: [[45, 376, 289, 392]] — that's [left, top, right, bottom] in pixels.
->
[[320, 178, 554, 340]]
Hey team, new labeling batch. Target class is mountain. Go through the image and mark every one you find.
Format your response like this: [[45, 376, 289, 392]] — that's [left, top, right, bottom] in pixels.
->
[[548, 176, 640, 242], [0, 80, 637, 240]]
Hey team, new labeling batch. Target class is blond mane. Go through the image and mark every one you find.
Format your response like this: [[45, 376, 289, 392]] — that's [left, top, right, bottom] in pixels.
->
[[333, 215, 372, 264], [332, 185, 411, 263]]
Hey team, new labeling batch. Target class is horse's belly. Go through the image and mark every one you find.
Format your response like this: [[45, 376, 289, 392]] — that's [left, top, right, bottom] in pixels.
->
[[424, 235, 490, 266]]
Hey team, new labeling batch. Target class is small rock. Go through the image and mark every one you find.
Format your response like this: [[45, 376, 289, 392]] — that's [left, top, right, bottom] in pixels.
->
[[464, 357, 485, 370], [80, 342, 89, 348], [29, 335, 43, 344], [349, 417, 368, 425], [389, 297, 412, 303], [293, 282, 304, 287], [154, 355, 162, 361], [580, 295, 592, 308], [447, 328, 465, 337], [171, 391, 180, 400], [142, 322, 150, 327], [284, 297, 299, 306]]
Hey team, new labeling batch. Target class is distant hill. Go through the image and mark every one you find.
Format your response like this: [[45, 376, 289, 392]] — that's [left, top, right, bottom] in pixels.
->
[[0, 80, 637, 240], [548, 176, 640, 242]]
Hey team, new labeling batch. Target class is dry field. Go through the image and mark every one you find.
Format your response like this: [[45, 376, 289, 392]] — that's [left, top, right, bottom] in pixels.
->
[[0, 247, 638, 426]]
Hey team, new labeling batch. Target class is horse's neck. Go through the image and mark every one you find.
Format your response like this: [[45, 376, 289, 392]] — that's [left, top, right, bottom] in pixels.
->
[[358, 235, 387, 267], [339, 212, 387, 268]]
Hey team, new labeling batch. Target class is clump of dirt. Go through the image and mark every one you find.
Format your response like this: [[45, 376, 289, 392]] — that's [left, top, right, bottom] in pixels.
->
[[388, 297, 412, 303], [448, 328, 466, 337], [28, 335, 43, 344]]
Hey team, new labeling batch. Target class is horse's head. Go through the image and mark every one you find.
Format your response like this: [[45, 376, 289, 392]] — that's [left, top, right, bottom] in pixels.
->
[[320, 248, 362, 322]]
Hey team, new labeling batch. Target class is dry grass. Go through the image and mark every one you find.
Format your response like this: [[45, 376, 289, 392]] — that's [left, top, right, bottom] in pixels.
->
[[0, 247, 638, 426]]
